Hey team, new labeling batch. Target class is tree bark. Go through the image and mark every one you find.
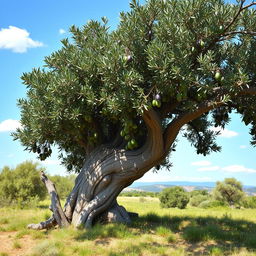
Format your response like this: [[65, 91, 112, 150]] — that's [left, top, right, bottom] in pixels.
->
[[28, 109, 165, 229], [28, 100, 228, 230]]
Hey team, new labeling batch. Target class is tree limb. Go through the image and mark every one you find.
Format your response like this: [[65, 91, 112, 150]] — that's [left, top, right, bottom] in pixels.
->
[[164, 100, 224, 151], [39, 171, 69, 228], [142, 108, 164, 156]]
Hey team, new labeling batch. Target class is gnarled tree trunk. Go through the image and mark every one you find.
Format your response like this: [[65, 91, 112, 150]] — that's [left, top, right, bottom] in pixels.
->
[[28, 109, 166, 229], [28, 101, 221, 230]]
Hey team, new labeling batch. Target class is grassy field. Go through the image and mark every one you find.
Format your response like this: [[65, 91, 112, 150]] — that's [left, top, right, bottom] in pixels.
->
[[1, 197, 256, 256]]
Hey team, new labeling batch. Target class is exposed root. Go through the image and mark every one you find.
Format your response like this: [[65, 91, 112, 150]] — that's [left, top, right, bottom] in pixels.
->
[[27, 216, 57, 230], [95, 203, 132, 226]]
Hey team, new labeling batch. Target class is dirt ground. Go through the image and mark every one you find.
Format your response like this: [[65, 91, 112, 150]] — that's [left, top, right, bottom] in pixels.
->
[[0, 231, 37, 256]]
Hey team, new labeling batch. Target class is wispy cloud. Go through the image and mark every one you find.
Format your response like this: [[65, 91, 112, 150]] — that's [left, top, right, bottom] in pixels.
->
[[210, 127, 238, 138], [222, 165, 256, 173], [0, 26, 43, 53], [191, 160, 212, 166], [0, 119, 21, 132], [59, 28, 66, 35], [240, 145, 247, 149], [196, 164, 256, 174]]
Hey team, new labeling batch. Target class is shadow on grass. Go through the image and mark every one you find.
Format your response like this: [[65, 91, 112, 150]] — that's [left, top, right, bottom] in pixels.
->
[[73, 212, 256, 255], [75, 223, 135, 241], [131, 212, 256, 252]]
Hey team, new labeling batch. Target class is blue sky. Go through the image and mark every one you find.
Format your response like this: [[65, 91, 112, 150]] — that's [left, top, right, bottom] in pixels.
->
[[0, 0, 256, 186]]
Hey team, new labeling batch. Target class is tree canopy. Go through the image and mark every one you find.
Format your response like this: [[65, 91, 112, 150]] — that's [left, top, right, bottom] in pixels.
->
[[160, 186, 189, 209], [213, 177, 245, 206], [0, 161, 47, 207], [14, 0, 256, 173]]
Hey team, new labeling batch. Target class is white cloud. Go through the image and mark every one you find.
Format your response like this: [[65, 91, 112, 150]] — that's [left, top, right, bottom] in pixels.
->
[[221, 165, 256, 173], [0, 119, 22, 132], [197, 166, 220, 172], [0, 26, 43, 53], [240, 145, 247, 149], [59, 28, 66, 35], [191, 160, 212, 166], [210, 127, 238, 138]]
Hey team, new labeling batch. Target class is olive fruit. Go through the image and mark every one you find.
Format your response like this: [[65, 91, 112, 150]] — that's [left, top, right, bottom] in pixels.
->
[[215, 71, 221, 81], [152, 99, 161, 108], [120, 130, 125, 137], [199, 40, 205, 47], [152, 99, 158, 107]]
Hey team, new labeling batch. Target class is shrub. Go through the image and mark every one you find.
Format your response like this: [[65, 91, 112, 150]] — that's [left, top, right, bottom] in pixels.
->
[[0, 161, 47, 207], [159, 186, 189, 209], [241, 196, 256, 209], [189, 194, 209, 207], [189, 190, 209, 198], [199, 200, 227, 208], [50, 175, 75, 199]]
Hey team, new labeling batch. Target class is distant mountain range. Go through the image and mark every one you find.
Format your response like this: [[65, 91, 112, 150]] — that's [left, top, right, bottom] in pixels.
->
[[125, 181, 256, 195]]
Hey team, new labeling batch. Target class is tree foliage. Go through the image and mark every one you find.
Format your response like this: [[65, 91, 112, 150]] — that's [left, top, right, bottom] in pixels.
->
[[50, 175, 76, 199], [159, 186, 189, 209], [242, 196, 256, 208], [13, 0, 256, 173], [213, 178, 245, 206], [0, 161, 47, 207]]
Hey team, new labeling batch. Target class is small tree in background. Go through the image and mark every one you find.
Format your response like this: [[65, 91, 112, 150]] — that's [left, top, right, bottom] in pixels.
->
[[0, 161, 47, 207], [51, 175, 76, 199], [213, 178, 245, 207], [160, 186, 189, 209]]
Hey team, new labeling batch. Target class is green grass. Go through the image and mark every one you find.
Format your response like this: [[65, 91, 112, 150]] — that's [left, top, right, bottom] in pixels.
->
[[12, 240, 22, 249], [1, 197, 256, 256], [0, 253, 9, 256]]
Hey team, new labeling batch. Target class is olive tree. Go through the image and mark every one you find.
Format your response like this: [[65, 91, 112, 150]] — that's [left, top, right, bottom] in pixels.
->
[[213, 178, 245, 207], [14, 0, 256, 229]]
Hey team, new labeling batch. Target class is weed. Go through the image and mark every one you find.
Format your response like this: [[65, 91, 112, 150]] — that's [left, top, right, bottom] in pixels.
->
[[12, 240, 22, 249], [0, 253, 9, 256], [15, 229, 29, 239], [155, 226, 173, 237], [0, 218, 9, 225], [183, 226, 208, 242], [31, 241, 61, 256], [210, 247, 224, 256], [76, 223, 133, 240], [31, 230, 47, 239]]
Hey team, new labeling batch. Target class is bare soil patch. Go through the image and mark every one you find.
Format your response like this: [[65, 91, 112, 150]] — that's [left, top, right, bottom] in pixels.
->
[[0, 231, 37, 256]]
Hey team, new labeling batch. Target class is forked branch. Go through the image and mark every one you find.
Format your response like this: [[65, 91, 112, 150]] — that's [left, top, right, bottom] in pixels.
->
[[28, 171, 69, 230]]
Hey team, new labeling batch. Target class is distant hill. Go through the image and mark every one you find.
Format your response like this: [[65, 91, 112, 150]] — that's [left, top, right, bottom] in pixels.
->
[[124, 181, 256, 195]]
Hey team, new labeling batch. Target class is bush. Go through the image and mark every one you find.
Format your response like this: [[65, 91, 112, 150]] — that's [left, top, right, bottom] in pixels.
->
[[119, 191, 158, 197], [50, 175, 75, 199], [241, 196, 256, 209], [0, 161, 47, 207], [199, 200, 227, 208], [189, 190, 209, 198], [189, 194, 209, 207], [159, 186, 189, 209]]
